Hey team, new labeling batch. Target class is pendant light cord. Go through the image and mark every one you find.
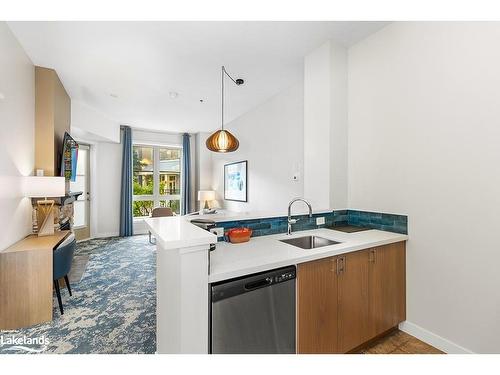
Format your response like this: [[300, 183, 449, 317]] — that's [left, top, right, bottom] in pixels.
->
[[221, 66, 225, 130], [221, 66, 241, 131]]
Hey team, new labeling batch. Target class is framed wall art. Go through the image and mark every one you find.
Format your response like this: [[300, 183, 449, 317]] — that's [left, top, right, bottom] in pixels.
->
[[224, 160, 248, 202]]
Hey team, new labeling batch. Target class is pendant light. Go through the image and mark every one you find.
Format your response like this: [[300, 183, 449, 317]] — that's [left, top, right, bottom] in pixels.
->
[[206, 66, 244, 153]]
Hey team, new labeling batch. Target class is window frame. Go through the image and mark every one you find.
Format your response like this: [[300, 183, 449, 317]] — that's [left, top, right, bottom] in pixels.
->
[[132, 143, 182, 218]]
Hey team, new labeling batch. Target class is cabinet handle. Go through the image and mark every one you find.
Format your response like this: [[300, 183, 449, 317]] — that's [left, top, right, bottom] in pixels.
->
[[369, 249, 376, 263], [341, 256, 346, 273], [337, 256, 346, 275]]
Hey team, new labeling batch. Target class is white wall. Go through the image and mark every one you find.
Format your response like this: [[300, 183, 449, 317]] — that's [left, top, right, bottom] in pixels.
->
[[92, 140, 122, 237], [71, 100, 120, 143], [304, 42, 331, 210], [133, 129, 182, 146], [304, 40, 348, 211], [348, 22, 500, 353], [0, 22, 35, 250], [71, 102, 123, 238], [195, 132, 213, 210], [211, 83, 304, 214]]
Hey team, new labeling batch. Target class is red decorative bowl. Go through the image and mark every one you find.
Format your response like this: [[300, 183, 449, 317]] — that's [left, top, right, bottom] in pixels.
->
[[226, 227, 253, 244]]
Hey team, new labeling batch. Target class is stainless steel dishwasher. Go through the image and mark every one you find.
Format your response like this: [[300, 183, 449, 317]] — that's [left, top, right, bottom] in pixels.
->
[[211, 266, 296, 354]]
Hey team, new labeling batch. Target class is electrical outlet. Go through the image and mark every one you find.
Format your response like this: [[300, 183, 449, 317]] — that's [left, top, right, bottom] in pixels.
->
[[316, 217, 325, 226], [210, 227, 224, 238]]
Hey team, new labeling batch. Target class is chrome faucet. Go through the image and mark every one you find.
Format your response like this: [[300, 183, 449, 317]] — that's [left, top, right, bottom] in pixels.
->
[[287, 198, 313, 235]]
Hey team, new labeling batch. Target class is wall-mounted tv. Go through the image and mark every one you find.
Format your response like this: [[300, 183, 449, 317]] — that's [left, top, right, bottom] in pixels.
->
[[60, 132, 79, 182]]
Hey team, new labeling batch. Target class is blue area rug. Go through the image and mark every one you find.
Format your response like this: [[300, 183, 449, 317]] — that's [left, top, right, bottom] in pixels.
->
[[0, 235, 156, 354]]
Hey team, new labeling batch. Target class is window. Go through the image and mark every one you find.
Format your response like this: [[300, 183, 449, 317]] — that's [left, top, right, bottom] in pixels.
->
[[133, 145, 181, 217]]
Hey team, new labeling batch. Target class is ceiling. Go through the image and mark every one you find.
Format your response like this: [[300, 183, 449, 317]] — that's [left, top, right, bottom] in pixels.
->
[[8, 21, 388, 133]]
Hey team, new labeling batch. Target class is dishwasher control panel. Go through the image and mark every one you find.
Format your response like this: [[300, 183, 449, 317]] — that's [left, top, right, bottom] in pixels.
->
[[211, 265, 296, 302], [275, 269, 296, 283]]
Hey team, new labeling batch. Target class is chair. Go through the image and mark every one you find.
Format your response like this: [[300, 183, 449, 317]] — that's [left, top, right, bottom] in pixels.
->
[[53, 234, 76, 315], [149, 207, 174, 244]]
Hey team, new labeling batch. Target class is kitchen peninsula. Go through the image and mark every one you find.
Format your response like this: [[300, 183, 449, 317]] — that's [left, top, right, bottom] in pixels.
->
[[146, 212, 408, 354]]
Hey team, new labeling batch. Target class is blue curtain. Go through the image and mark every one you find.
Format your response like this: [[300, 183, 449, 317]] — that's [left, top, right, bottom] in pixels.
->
[[181, 133, 191, 215], [120, 126, 133, 236]]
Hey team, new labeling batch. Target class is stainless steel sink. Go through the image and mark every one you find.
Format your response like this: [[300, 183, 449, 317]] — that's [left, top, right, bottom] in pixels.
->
[[280, 235, 341, 249]]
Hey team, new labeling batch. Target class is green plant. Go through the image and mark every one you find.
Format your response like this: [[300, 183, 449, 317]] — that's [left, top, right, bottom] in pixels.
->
[[133, 201, 153, 217], [133, 179, 153, 195]]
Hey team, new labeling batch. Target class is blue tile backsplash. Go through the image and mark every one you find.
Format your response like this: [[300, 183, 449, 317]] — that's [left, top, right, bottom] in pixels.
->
[[347, 210, 408, 234], [214, 209, 407, 241]]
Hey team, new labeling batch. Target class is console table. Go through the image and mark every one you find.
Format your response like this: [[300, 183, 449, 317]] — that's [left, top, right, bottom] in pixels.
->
[[0, 230, 70, 330]]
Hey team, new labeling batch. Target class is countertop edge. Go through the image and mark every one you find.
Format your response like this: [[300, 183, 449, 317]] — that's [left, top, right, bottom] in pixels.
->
[[145, 217, 217, 251]]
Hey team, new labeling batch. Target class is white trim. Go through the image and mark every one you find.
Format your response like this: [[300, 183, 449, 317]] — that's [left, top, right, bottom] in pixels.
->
[[93, 231, 119, 238], [399, 321, 474, 354]]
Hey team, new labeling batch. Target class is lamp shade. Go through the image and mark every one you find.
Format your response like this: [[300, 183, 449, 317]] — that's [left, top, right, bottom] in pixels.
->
[[23, 176, 66, 198], [198, 190, 216, 202], [206, 129, 239, 153]]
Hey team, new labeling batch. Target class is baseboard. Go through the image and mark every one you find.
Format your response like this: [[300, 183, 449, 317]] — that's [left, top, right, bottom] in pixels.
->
[[94, 232, 119, 239], [399, 321, 474, 354]]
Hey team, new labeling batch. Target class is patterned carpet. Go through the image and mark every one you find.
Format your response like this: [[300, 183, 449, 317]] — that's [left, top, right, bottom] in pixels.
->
[[0, 235, 156, 354]]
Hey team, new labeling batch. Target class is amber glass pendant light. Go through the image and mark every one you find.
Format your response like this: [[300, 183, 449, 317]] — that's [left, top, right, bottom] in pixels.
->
[[206, 66, 244, 153]]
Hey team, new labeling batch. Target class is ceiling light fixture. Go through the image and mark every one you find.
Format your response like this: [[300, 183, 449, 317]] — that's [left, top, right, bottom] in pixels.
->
[[206, 66, 244, 153], [169, 91, 179, 99]]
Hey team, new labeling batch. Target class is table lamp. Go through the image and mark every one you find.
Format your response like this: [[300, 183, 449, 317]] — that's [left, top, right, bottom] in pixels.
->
[[24, 176, 66, 236], [198, 190, 216, 214]]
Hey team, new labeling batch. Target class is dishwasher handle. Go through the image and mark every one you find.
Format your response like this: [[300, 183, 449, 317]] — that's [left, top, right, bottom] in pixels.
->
[[244, 277, 273, 291]]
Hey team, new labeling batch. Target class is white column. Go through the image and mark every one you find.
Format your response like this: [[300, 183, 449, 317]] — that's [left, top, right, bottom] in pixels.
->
[[329, 41, 348, 209], [303, 40, 348, 211]]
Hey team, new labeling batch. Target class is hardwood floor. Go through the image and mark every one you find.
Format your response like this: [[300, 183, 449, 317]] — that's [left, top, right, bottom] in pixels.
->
[[359, 330, 444, 354]]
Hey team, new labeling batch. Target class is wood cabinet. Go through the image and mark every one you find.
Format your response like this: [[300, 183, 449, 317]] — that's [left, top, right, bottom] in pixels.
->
[[297, 257, 338, 353], [368, 242, 406, 337], [337, 250, 370, 352], [297, 241, 406, 354]]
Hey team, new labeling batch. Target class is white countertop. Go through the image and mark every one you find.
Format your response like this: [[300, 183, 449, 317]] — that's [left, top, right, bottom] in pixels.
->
[[145, 216, 217, 251], [209, 228, 408, 283]]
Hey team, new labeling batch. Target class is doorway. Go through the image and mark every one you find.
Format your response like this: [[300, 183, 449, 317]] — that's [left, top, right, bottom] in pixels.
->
[[70, 143, 91, 240]]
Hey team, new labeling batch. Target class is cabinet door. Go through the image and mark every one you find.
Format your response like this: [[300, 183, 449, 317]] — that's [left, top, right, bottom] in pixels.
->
[[297, 257, 339, 353], [337, 250, 370, 353], [368, 242, 406, 337]]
